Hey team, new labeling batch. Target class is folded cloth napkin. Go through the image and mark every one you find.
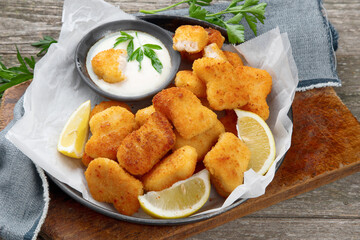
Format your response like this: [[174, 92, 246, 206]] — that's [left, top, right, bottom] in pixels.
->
[[0, 0, 339, 239]]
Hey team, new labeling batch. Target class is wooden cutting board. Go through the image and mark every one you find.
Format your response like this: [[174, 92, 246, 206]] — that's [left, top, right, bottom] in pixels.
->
[[1, 83, 359, 239]]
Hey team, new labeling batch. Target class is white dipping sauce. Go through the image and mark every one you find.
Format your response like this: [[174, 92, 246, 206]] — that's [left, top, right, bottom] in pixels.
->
[[86, 31, 172, 97]]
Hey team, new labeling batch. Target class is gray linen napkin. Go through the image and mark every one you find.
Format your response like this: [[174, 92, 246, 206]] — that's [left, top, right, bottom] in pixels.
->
[[0, 0, 339, 239]]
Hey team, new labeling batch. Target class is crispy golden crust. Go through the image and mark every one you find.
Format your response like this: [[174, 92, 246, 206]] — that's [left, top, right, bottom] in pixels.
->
[[85, 158, 143, 216], [117, 112, 176, 176], [153, 87, 218, 139], [174, 70, 207, 98], [203, 132, 250, 198], [91, 49, 127, 83], [173, 120, 225, 161], [90, 100, 132, 119], [134, 105, 156, 128], [173, 25, 209, 53], [236, 66, 272, 120], [223, 51, 243, 67], [203, 43, 227, 62], [85, 106, 136, 160], [205, 28, 225, 49], [193, 57, 249, 111], [141, 146, 197, 191]]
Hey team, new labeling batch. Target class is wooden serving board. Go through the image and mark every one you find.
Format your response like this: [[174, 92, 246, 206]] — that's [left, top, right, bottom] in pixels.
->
[[1, 83, 359, 240]]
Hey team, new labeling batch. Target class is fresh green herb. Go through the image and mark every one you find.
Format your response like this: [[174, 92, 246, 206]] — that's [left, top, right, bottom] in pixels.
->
[[31, 36, 57, 56], [114, 31, 163, 73], [0, 36, 57, 98], [140, 0, 267, 44]]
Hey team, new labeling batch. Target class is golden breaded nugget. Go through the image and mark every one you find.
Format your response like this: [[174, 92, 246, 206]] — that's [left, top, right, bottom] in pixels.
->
[[91, 49, 127, 83], [173, 25, 209, 53], [134, 105, 156, 127], [141, 146, 197, 191], [173, 120, 225, 161], [236, 66, 272, 120], [205, 28, 225, 49], [85, 106, 136, 160], [203, 43, 227, 62], [117, 112, 176, 176], [223, 51, 243, 67], [85, 158, 143, 216], [203, 132, 250, 198], [219, 110, 238, 135], [193, 57, 249, 111], [153, 87, 218, 139], [174, 70, 206, 98], [90, 100, 131, 119]]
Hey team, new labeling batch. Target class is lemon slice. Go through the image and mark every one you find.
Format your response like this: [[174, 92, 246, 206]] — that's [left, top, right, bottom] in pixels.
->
[[138, 169, 210, 219], [57, 100, 91, 158], [235, 109, 276, 175]]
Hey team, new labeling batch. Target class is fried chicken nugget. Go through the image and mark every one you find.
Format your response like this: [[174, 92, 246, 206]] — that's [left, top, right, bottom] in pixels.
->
[[91, 49, 127, 83], [85, 158, 143, 216], [174, 70, 206, 98], [90, 100, 131, 119], [203, 132, 250, 198], [134, 105, 156, 127], [193, 58, 249, 111], [173, 25, 209, 53], [236, 66, 272, 120], [173, 120, 225, 161], [180, 51, 203, 63], [117, 112, 176, 176], [82, 152, 94, 167], [205, 28, 225, 49], [141, 146, 197, 191], [85, 106, 136, 160], [203, 43, 227, 62], [223, 51, 243, 67], [153, 87, 218, 139]]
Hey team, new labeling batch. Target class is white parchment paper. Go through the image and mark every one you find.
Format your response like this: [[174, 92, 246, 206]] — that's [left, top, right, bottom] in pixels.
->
[[6, 0, 298, 218]]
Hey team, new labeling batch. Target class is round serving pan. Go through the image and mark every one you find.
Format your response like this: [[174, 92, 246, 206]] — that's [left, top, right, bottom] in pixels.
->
[[49, 15, 291, 226]]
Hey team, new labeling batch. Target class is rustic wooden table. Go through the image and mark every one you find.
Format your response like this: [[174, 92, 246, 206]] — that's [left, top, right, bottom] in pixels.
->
[[1, 1, 359, 239]]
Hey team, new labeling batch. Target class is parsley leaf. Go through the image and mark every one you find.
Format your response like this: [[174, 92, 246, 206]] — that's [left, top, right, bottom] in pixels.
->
[[140, 0, 267, 44], [114, 31, 163, 73], [31, 36, 57, 56]]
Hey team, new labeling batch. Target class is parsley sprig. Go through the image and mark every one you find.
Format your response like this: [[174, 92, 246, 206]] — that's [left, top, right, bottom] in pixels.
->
[[0, 36, 57, 98], [140, 0, 267, 44], [114, 31, 163, 73]]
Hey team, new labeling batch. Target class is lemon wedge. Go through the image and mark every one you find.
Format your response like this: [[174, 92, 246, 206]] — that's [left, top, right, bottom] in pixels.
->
[[235, 109, 276, 175], [138, 169, 210, 219], [57, 100, 91, 159]]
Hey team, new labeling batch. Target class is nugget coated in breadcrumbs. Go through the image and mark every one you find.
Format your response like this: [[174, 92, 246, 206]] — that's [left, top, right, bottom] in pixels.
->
[[85, 158, 143, 216], [141, 146, 197, 191], [203, 132, 250, 198], [205, 28, 225, 49], [174, 70, 207, 98], [173, 25, 209, 53], [85, 106, 136, 160], [236, 66, 272, 120], [193, 57, 249, 111], [117, 112, 176, 176], [91, 49, 127, 83], [173, 120, 225, 161], [90, 100, 132, 119], [153, 87, 218, 139]]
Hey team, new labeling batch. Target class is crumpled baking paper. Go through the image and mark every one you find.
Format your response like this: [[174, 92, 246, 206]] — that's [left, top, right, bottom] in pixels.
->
[[6, 0, 298, 218]]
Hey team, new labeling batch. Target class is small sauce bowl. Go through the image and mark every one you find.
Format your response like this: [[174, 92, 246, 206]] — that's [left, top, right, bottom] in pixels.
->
[[75, 19, 181, 101]]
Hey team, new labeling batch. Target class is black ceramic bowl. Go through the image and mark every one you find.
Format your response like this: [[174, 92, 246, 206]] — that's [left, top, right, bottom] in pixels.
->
[[75, 19, 181, 101]]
